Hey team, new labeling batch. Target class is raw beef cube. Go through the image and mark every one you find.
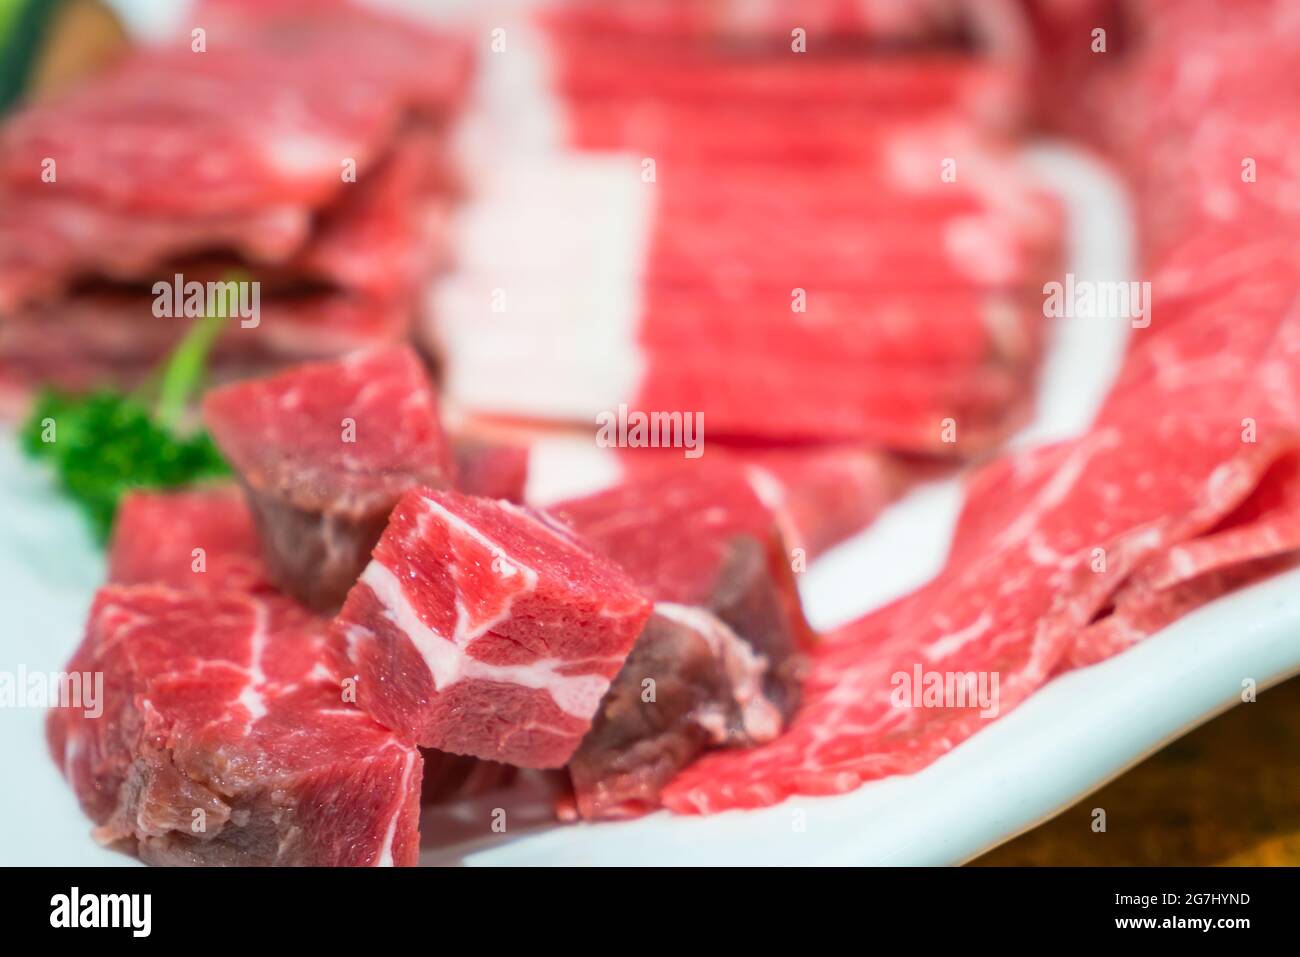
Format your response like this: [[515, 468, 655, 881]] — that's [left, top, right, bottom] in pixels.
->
[[48, 586, 422, 866], [553, 463, 811, 718], [203, 346, 454, 611], [336, 487, 652, 767], [452, 435, 530, 503], [737, 447, 901, 558], [568, 605, 782, 820], [109, 486, 271, 594]]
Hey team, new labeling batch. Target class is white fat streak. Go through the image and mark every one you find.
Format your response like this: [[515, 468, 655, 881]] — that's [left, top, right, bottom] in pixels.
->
[[417, 494, 539, 644], [438, 13, 647, 422], [360, 562, 611, 720], [435, 155, 650, 420], [993, 427, 1120, 553], [924, 609, 995, 660], [452, 2, 566, 163], [238, 599, 270, 721], [375, 747, 417, 868]]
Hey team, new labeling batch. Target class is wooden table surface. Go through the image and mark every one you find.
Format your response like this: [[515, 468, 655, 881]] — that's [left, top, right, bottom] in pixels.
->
[[972, 674, 1300, 866]]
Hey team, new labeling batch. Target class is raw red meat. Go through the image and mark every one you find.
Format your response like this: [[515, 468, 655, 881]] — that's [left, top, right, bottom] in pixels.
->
[[568, 605, 783, 819], [1064, 555, 1298, 672], [554, 462, 811, 717], [0, 192, 311, 314], [546, 29, 1020, 110], [736, 447, 901, 559], [0, 288, 414, 394], [660, 257, 1300, 812], [109, 487, 270, 594], [544, 0, 980, 46], [646, 207, 1047, 290], [109, 485, 520, 813], [0, 0, 470, 399], [452, 436, 530, 503], [336, 487, 652, 767], [203, 346, 454, 610], [440, 21, 1059, 455], [663, 436, 1298, 811], [636, 285, 1042, 368], [286, 126, 458, 299], [1067, 451, 1300, 669], [0, 122, 451, 314], [608, 443, 902, 560], [0, 5, 469, 217], [636, 350, 1028, 450], [49, 586, 422, 865], [563, 93, 1021, 163]]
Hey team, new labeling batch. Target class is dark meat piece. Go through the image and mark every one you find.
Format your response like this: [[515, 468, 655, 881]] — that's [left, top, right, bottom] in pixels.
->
[[568, 606, 781, 819], [202, 345, 454, 610]]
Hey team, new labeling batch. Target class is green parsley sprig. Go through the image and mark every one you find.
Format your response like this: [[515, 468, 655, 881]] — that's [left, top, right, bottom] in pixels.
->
[[20, 301, 232, 541]]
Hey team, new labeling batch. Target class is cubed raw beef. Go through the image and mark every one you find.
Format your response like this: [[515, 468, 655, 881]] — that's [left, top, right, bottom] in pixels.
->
[[568, 605, 782, 819], [553, 463, 811, 718], [336, 487, 652, 767], [48, 586, 422, 866], [735, 447, 901, 559], [452, 436, 530, 503], [109, 486, 271, 593], [203, 346, 454, 611]]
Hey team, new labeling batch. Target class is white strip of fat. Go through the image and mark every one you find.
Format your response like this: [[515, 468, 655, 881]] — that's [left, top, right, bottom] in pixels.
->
[[360, 561, 611, 721], [237, 598, 270, 722], [375, 747, 417, 868], [437, 9, 651, 424], [437, 153, 649, 422]]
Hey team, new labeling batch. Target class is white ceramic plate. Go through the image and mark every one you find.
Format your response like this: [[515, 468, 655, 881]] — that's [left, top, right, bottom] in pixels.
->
[[6, 143, 1296, 867]]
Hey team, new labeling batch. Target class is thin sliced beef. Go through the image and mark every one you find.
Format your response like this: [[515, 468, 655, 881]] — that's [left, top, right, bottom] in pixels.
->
[[611, 443, 902, 558], [0, 288, 414, 395], [1067, 451, 1300, 669], [0, 6, 469, 217], [660, 260, 1300, 813]]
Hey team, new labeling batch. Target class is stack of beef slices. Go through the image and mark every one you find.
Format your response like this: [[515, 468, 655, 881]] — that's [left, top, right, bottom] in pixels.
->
[[430, 0, 1064, 566], [0, 0, 472, 405]]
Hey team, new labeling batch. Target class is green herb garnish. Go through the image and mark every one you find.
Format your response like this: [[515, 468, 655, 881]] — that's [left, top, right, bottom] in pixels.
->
[[20, 304, 231, 541]]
